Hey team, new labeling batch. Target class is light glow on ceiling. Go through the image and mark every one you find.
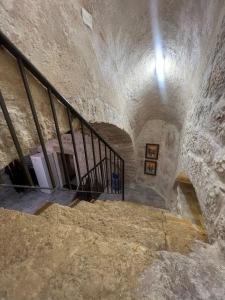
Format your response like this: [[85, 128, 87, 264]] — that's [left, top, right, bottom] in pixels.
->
[[150, 0, 167, 99]]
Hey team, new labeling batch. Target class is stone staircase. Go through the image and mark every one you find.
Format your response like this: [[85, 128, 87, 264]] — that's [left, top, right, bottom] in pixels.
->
[[1, 199, 223, 300]]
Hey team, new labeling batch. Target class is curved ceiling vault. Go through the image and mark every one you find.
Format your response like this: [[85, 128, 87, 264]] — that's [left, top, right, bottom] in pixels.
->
[[85, 0, 224, 136]]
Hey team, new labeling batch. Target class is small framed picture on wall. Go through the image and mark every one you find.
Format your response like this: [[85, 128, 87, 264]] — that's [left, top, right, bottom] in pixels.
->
[[144, 160, 157, 176], [145, 144, 159, 160]]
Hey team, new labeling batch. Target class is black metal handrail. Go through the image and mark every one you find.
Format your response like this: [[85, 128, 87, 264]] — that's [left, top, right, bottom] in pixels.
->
[[0, 31, 125, 200]]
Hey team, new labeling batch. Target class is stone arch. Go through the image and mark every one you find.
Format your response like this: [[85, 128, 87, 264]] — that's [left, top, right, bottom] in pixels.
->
[[92, 122, 167, 208], [91, 122, 136, 186]]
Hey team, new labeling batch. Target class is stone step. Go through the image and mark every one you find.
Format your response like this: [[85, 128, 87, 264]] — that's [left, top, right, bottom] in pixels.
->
[[78, 200, 205, 233], [0, 208, 155, 300], [95, 200, 206, 231], [40, 203, 166, 251], [40, 201, 207, 254]]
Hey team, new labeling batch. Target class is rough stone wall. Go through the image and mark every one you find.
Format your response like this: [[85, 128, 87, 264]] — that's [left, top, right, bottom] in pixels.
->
[[178, 13, 225, 241], [0, 0, 130, 169]]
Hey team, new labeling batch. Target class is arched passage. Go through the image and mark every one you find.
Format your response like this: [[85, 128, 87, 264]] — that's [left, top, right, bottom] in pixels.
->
[[92, 122, 166, 208], [175, 172, 205, 229], [91, 122, 136, 185]]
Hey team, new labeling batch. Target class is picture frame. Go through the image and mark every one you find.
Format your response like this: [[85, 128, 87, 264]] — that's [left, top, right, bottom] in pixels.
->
[[144, 160, 157, 176], [145, 144, 159, 160]]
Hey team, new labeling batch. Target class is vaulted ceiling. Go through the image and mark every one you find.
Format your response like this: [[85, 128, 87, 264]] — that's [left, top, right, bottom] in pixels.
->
[[86, 0, 224, 135]]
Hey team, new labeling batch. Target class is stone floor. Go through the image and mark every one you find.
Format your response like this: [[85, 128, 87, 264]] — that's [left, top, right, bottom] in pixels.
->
[[99, 185, 166, 209], [1, 199, 223, 300], [124, 184, 166, 208], [0, 187, 76, 214]]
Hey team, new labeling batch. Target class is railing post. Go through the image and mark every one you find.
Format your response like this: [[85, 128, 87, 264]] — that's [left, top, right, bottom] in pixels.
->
[[67, 108, 82, 187], [17, 58, 55, 188], [90, 130, 98, 192], [122, 159, 125, 200], [0, 91, 34, 186], [17, 59, 55, 188], [98, 139, 104, 190], [47, 88, 71, 189], [80, 122, 91, 190], [104, 145, 109, 193], [109, 149, 112, 193]]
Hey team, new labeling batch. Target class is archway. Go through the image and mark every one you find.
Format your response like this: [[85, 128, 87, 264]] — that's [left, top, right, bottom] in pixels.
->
[[92, 122, 166, 207], [175, 172, 205, 229]]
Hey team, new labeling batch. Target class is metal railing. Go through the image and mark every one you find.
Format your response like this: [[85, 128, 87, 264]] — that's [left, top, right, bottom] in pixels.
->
[[0, 31, 124, 200]]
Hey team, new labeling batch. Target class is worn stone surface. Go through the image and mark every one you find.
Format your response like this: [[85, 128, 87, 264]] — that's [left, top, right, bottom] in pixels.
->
[[0, 200, 212, 299], [137, 241, 225, 300], [41, 200, 207, 255], [0, 205, 154, 300], [177, 14, 225, 239]]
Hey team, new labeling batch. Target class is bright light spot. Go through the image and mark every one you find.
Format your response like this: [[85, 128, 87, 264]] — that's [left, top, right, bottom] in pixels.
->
[[150, 0, 167, 99], [155, 47, 165, 84]]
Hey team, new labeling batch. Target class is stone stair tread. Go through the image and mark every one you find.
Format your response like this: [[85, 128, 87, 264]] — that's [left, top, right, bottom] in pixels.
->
[[40, 202, 206, 254], [0, 208, 155, 300], [39, 203, 166, 251], [44, 201, 165, 229], [95, 200, 204, 228], [100, 201, 205, 237], [0, 199, 209, 300], [78, 201, 205, 233], [94, 200, 165, 219]]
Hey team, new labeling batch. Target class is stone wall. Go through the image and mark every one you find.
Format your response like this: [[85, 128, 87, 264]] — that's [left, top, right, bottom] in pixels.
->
[[178, 14, 225, 241], [0, 0, 130, 169]]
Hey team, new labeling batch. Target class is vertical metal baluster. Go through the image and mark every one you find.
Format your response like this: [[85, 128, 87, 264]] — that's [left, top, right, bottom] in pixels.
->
[[115, 155, 118, 194], [118, 157, 120, 194], [98, 139, 104, 190], [47, 88, 71, 189], [103, 158, 107, 190], [89, 172, 92, 192], [91, 171, 94, 193], [109, 149, 112, 193], [90, 130, 98, 192], [67, 108, 81, 188], [98, 165, 103, 193], [97, 165, 101, 192], [116, 155, 120, 194], [122, 159, 125, 200], [104, 145, 109, 193], [17, 59, 55, 188], [113, 152, 116, 193], [0, 91, 34, 186], [80, 122, 91, 190]]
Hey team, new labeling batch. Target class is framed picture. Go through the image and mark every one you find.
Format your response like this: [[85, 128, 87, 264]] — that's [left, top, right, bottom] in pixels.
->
[[145, 144, 159, 160], [144, 160, 157, 176]]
